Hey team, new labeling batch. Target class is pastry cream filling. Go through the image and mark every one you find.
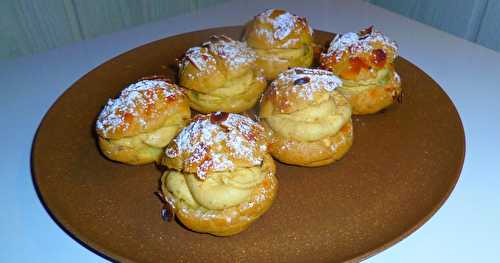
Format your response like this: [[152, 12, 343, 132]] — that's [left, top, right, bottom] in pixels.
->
[[108, 117, 184, 149], [265, 93, 351, 142], [140, 125, 181, 147], [256, 47, 304, 61], [338, 68, 393, 95], [187, 70, 260, 101], [255, 44, 311, 63], [210, 69, 254, 97], [166, 166, 264, 210]]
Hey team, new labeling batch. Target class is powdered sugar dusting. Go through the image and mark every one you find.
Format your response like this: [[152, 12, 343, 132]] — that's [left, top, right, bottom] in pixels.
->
[[205, 35, 256, 70], [96, 79, 180, 137], [272, 67, 343, 101], [264, 9, 294, 40], [256, 9, 312, 43], [166, 113, 266, 179], [180, 47, 217, 73], [324, 26, 398, 62], [180, 36, 256, 74]]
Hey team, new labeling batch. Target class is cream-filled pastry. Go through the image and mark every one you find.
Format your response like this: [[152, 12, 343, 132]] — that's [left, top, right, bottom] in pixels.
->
[[178, 35, 266, 113], [96, 76, 190, 165], [243, 9, 314, 80], [320, 26, 402, 114], [160, 112, 277, 236], [259, 68, 353, 167]]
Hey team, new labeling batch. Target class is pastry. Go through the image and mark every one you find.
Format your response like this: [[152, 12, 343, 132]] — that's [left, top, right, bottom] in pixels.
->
[[96, 76, 190, 165], [160, 112, 278, 236], [243, 8, 314, 80], [320, 26, 402, 114], [178, 35, 266, 113], [259, 68, 353, 167]]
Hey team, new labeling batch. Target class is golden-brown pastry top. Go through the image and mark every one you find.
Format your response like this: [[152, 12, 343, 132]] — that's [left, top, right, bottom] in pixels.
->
[[320, 26, 398, 80], [260, 67, 343, 114], [96, 76, 186, 139], [178, 35, 258, 93], [163, 112, 268, 179], [243, 8, 313, 49]]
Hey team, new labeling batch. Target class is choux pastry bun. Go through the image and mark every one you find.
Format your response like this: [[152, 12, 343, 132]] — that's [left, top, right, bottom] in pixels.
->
[[320, 26, 402, 114], [178, 35, 266, 113], [96, 76, 190, 164], [160, 112, 278, 236], [259, 68, 353, 167], [243, 9, 314, 80]]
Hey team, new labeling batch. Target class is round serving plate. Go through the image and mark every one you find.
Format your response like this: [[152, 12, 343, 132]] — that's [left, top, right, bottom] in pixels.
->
[[32, 26, 465, 262]]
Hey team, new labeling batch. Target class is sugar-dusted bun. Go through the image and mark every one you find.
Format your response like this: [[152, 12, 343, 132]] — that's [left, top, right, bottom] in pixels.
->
[[243, 9, 314, 80], [320, 26, 402, 114], [244, 9, 313, 50], [161, 112, 277, 236], [260, 68, 353, 166], [178, 35, 266, 113], [96, 76, 191, 164]]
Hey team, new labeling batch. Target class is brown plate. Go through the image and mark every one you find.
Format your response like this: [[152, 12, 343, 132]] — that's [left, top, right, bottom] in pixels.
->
[[32, 26, 465, 262]]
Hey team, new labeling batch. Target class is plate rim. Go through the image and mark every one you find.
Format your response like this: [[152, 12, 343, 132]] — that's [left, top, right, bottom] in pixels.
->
[[31, 25, 466, 262]]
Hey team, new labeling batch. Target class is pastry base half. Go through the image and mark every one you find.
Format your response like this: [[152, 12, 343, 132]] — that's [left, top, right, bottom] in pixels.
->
[[98, 136, 163, 165], [185, 74, 266, 113], [264, 120, 353, 167], [341, 77, 402, 115], [255, 45, 313, 80]]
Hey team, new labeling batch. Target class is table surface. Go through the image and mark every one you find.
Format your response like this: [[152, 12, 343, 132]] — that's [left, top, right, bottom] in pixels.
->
[[1, 0, 499, 262]]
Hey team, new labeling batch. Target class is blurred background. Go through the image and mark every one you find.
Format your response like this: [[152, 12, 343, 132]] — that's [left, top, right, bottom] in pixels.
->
[[1, 0, 499, 61]]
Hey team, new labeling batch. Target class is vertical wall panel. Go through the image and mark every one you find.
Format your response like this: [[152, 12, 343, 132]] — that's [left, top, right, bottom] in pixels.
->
[[368, 0, 419, 17], [477, 1, 500, 51], [71, 0, 228, 39], [370, 0, 489, 41], [0, 0, 82, 59], [72, 0, 144, 39], [0, 0, 229, 60], [2, 0, 499, 60], [410, 0, 488, 41]]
